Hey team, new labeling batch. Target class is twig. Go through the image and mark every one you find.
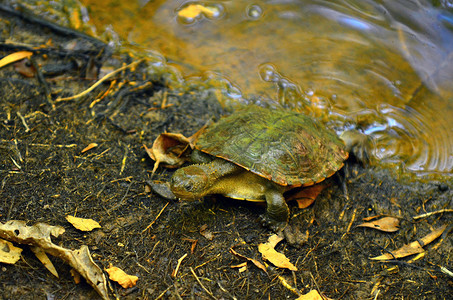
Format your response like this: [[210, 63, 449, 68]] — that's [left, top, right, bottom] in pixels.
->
[[309, 272, 328, 300], [172, 253, 187, 277], [55, 60, 142, 102], [16, 112, 30, 132], [412, 209, 453, 220], [440, 266, 453, 277], [142, 202, 169, 233], [155, 285, 173, 300], [190, 267, 217, 300]]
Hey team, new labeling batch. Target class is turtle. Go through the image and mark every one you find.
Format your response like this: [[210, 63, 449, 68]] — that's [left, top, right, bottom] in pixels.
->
[[170, 105, 365, 231]]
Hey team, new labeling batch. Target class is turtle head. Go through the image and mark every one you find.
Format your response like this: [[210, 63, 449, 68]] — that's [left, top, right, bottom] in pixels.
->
[[170, 166, 210, 200]]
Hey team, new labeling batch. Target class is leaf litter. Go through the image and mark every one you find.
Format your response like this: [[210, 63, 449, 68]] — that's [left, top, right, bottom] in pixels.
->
[[258, 234, 297, 271], [0, 220, 109, 300]]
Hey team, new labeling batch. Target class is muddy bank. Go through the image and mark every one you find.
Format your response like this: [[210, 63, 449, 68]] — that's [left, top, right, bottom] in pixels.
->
[[0, 6, 451, 299]]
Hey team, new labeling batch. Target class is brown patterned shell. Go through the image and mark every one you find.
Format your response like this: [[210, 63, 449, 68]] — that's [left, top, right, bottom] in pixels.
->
[[195, 106, 348, 187]]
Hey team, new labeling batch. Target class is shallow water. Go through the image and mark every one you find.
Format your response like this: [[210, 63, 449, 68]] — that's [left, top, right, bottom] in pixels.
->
[[80, 0, 453, 176]]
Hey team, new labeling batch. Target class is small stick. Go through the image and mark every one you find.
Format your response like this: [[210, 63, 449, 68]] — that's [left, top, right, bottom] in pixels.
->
[[56, 60, 142, 102], [16, 112, 30, 132], [190, 267, 216, 300], [413, 209, 453, 220], [172, 253, 187, 277], [142, 202, 169, 233]]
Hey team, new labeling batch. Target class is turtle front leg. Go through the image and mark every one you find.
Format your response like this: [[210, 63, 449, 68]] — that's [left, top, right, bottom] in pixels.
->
[[261, 189, 290, 232]]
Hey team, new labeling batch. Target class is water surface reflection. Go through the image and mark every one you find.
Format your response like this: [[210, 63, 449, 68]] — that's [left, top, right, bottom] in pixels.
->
[[80, 0, 453, 175]]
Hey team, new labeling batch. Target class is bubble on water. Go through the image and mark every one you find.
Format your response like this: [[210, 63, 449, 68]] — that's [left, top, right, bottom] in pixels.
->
[[259, 63, 280, 82], [246, 4, 263, 20]]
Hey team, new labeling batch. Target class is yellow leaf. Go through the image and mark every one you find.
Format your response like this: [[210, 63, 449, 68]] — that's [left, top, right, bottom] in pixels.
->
[[0, 51, 33, 69], [0, 238, 22, 264], [230, 247, 267, 274], [371, 224, 447, 260], [0, 220, 108, 299], [357, 216, 400, 232], [258, 234, 297, 271], [106, 265, 138, 288], [177, 4, 217, 19], [81, 143, 98, 153], [66, 215, 101, 231], [296, 290, 333, 300], [31, 246, 58, 277]]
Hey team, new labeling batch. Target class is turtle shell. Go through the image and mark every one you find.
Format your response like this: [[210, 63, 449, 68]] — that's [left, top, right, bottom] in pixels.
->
[[195, 106, 348, 187]]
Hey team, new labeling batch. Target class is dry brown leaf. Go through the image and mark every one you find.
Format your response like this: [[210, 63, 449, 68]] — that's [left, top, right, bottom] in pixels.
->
[[357, 216, 400, 232], [106, 265, 138, 288], [229, 247, 268, 274], [145, 132, 192, 173], [31, 246, 58, 277], [199, 224, 214, 240], [66, 215, 101, 231], [0, 51, 33, 69], [371, 224, 448, 260], [81, 143, 98, 153], [296, 290, 333, 300], [0, 238, 22, 264], [13, 59, 36, 77], [0, 220, 109, 300], [177, 4, 217, 19], [258, 234, 297, 271], [287, 184, 326, 208]]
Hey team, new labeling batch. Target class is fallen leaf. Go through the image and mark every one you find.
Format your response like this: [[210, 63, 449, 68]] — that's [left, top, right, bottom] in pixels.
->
[[31, 246, 58, 277], [286, 184, 326, 208], [0, 51, 33, 69], [296, 290, 333, 300], [0, 220, 109, 300], [199, 224, 214, 240], [81, 143, 98, 153], [106, 265, 138, 288], [258, 234, 297, 271], [229, 247, 267, 274], [357, 216, 400, 232], [0, 238, 22, 264], [14, 59, 36, 77], [177, 4, 217, 19], [66, 215, 101, 231], [371, 224, 448, 260], [145, 132, 192, 173]]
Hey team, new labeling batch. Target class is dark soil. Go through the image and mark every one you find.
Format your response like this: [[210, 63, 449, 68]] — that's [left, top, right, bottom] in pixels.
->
[[0, 5, 452, 300]]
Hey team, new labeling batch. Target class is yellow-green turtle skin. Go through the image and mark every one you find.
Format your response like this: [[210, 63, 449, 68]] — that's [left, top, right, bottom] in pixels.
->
[[195, 105, 348, 187]]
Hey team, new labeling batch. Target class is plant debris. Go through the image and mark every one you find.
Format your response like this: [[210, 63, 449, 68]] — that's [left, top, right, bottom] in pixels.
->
[[229, 247, 268, 274], [0, 239, 22, 264], [105, 265, 138, 289], [66, 215, 102, 231], [357, 216, 400, 232], [371, 224, 448, 260], [296, 290, 333, 300], [0, 220, 109, 299], [258, 234, 297, 271]]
